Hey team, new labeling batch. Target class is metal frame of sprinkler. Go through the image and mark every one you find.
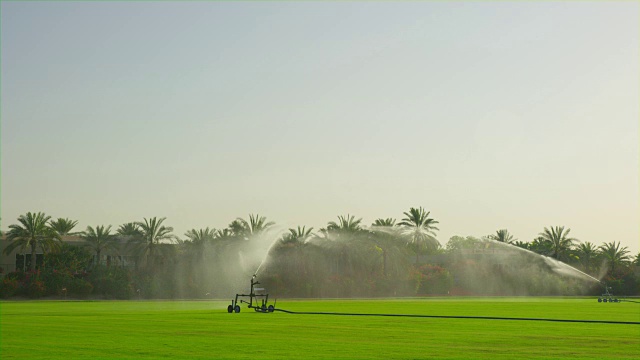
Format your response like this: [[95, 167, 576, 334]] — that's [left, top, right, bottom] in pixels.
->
[[597, 285, 620, 303], [228, 275, 276, 313]]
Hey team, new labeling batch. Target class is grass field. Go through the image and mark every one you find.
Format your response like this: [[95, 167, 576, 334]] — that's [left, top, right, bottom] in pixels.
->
[[1, 298, 639, 359]]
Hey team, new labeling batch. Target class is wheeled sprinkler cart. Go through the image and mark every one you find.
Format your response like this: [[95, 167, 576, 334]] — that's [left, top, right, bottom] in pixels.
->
[[597, 286, 620, 303], [228, 275, 276, 313]]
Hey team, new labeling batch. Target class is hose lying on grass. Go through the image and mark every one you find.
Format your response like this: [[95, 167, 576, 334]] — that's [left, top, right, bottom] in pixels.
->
[[273, 308, 640, 325], [621, 299, 640, 304]]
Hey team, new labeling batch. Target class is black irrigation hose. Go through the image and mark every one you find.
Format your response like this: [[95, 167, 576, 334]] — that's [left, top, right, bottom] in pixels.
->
[[273, 308, 640, 325]]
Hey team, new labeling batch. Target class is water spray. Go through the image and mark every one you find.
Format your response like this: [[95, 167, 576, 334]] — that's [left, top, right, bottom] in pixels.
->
[[522, 248, 633, 303], [253, 237, 281, 276], [481, 239, 618, 299]]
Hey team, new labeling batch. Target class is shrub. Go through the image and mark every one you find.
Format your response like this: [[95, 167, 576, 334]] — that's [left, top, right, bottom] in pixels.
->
[[4, 271, 26, 282], [40, 268, 73, 296], [0, 278, 20, 298], [411, 264, 453, 295], [88, 266, 133, 299], [16, 270, 47, 298], [27, 280, 46, 298], [2, 271, 27, 297], [68, 278, 93, 298]]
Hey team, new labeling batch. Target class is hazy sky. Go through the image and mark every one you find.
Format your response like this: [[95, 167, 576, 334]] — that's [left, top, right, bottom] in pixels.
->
[[2, 2, 638, 254]]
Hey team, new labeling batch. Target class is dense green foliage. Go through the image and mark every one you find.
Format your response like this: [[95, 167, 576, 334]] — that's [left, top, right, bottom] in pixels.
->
[[1, 299, 638, 359], [0, 243, 94, 299], [1, 210, 639, 299]]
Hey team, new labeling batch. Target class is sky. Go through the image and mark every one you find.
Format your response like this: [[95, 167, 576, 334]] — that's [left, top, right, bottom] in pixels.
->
[[1, 2, 638, 254]]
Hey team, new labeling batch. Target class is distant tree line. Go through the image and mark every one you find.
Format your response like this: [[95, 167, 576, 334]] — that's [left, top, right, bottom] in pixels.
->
[[1, 209, 638, 299]]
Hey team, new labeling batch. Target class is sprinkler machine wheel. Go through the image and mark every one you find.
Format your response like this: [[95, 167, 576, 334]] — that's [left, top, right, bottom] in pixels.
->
[[228, 275, 276, 314]]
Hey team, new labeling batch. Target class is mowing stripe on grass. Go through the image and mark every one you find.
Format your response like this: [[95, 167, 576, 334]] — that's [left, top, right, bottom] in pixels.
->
[[274, 308, 640, 325]]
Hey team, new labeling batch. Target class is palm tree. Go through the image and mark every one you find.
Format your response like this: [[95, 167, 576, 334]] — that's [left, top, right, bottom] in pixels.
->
[[227, 219, 246, 238], [132, 217, 176, 268], [372, 218, 396, 227], [538, 226, 577, 261], [234, 214, 275, 238], [316, 215, 369, 280], [210, 227, 234, 252], [275, 226, 314, 280], [598, 241, 631, 274], [529, 236, 552, 256], [180, 227, 217, 288], [115, 222, 143, 268], [280, 226, 314, 245], [577, 242, 598, 273], [326, 214, 363, 233], [225, 214, 275, 241], [82, 225, 117, 266], [489, 229, 516, 244], [183, 227, 216, 260], [117, 222, 142, 238], [634, 252, 640, 267], [370, 218, 405, 277], [184, 227, 216, 244], [214, 228, 233, 239], [398, 207, 440, 264], [49, 218, 79, 237], [3, 212, 61, 271]]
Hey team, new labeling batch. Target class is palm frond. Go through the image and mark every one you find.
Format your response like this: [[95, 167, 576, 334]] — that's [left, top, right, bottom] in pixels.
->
[[49, 217, 79, 236]]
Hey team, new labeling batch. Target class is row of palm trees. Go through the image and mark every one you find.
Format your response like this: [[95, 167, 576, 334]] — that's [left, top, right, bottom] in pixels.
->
[[2, 208, 439, 270], [2, 213, 175, 271], [3, 209, 638, 276]]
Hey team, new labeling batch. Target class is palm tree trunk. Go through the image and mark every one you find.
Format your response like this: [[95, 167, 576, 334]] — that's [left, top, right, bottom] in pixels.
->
[[97, 250, 101, 266], [30, 243, 37, 272], [148, 242, 154, 270]]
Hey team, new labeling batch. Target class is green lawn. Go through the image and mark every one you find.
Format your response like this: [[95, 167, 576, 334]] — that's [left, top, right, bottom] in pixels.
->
[[1, 298, 639, 359]]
